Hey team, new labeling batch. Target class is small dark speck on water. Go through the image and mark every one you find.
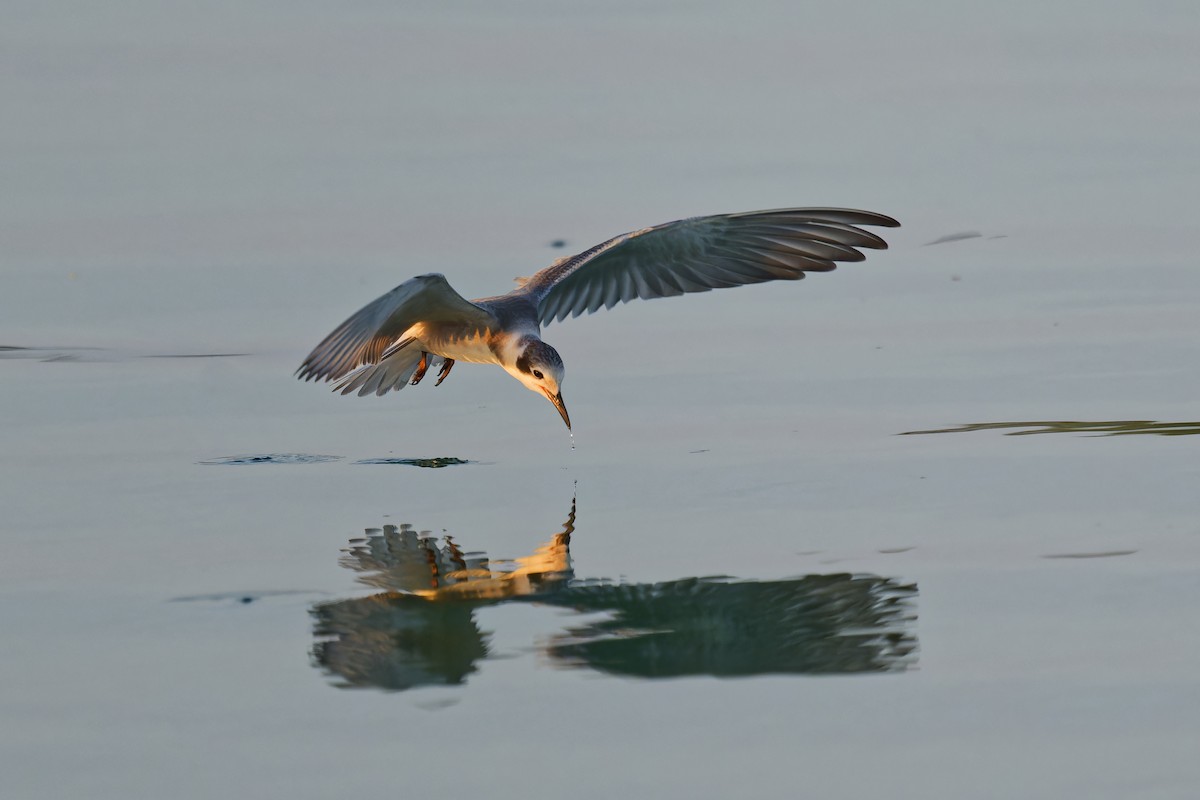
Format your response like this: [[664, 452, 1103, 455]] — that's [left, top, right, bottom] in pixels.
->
[[549, 239, 568, 248], [240, 596, 254, 604]]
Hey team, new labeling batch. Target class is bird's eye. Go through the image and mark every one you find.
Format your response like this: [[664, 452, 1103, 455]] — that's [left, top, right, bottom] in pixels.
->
[[533, 370, 544, 380]]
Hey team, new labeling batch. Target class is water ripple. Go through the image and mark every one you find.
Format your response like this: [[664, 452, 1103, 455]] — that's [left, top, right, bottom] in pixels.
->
[[352, 457, 472, 467], [199, 453, 342, 465], [900, 420, 1200, 437]]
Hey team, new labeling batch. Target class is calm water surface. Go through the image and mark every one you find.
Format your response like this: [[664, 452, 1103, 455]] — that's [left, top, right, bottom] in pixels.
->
[[3, 2, 1199, 798]]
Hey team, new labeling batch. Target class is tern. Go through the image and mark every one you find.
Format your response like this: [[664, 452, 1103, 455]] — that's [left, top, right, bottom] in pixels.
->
[[297, 207, 899, 429]]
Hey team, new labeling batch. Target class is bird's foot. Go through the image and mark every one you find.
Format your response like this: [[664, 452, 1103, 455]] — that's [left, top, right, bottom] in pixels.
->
[[410, 353, 430, 385], [434, 358, 456, 386]]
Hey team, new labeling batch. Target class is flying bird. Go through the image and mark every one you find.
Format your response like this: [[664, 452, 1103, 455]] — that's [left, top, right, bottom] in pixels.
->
[[297, 207, 899, 429]]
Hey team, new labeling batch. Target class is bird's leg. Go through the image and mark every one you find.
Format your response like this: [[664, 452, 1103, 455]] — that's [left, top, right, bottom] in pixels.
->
[[434, 358, 456, 386], [410, 352, 431, 385]]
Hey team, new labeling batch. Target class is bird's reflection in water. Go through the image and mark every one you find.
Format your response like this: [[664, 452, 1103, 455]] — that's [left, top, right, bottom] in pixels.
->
[[311, 506, 576, 691], [311, 498, 917, 692]]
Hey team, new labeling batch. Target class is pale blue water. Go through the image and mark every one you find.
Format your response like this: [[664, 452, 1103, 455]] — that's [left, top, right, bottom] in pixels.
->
[[3, 2, 1199, 798]]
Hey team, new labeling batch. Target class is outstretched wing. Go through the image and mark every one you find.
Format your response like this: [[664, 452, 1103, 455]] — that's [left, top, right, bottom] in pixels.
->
[[296, 273, 496, 383], [526, 208, 900, 325]]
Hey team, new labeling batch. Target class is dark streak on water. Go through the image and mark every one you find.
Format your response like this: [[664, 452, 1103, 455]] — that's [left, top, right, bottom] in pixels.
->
[[0, 345, 104, 351], [924, 231, 983, 246], [141, 353, 250, 359], [2, 346, 248, 361], [353, 457, 472, 468], [900, 420, 1200, 437], [0, 345, 106, 361], [199, 453, 342, 465], [171, 589, 328, 603]]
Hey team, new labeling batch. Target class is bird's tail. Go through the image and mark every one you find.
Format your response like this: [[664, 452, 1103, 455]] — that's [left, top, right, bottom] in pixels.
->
[[333, 348, 442, 397]]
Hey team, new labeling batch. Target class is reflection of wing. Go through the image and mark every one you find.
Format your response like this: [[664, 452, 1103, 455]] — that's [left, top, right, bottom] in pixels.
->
[[545, 574, 918, 677], [296, 273, 496, 384], [337, 496, 576, 601], [311, 595, 487, 691], [336, 524, 573, 601], [337, 524, 474, 594], [526, 208, 899, 324]]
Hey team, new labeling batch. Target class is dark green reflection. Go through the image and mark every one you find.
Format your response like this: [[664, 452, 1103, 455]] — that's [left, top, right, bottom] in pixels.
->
[[352, 457, 472, 467], [548, 576, 915, 678], [312, 596, 487, 691], [310, 498, 918, 691], [900, 420, 1200, 437]]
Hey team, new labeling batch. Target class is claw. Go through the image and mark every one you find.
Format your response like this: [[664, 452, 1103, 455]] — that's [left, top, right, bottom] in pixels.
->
[[435, 358, 456, 386], [410, 352, 430, 385]]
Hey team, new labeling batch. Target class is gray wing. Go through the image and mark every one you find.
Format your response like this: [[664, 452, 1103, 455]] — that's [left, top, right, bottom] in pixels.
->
[[527, 208, 900, 325], [296, 273, 496, 385]]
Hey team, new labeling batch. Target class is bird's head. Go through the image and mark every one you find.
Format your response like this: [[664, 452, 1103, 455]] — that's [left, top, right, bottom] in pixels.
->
[[507, 339, 570, 430]]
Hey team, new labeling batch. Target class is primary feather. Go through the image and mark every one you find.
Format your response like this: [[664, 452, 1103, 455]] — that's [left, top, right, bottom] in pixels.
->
[[527, 208, 898, 324]]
